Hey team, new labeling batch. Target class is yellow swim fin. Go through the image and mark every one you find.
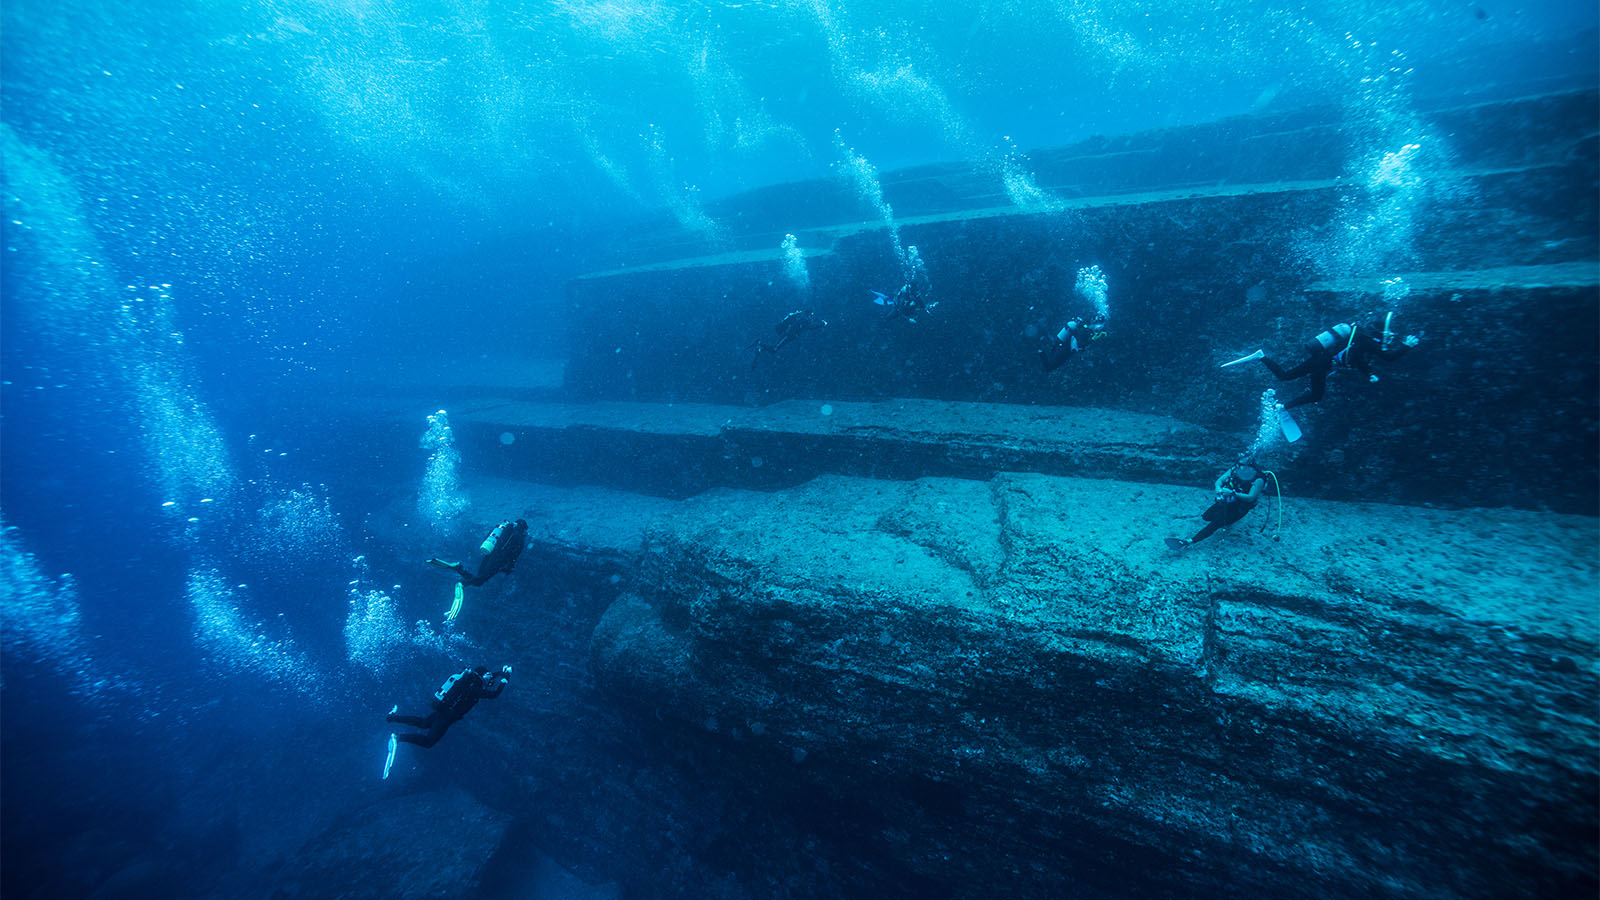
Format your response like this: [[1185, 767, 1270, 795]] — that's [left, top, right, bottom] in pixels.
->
[[445, 583, 464, 622]]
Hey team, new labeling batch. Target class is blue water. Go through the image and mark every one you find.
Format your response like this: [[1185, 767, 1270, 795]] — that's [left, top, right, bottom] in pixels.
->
[[2, 1, 1596, 897]]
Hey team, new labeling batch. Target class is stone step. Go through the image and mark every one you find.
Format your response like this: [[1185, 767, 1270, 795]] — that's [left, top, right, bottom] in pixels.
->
[[434, 397, 1244, 499], [408, 470, 1598, 900], [589, 88, 1596, 269], [1306, 260, 1600, 295], [557, 89, 1598, 518], [579, 164, 1593, 282], [561, 264, 1598, 512]]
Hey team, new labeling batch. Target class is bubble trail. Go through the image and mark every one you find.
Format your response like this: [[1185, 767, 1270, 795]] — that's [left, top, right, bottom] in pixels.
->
[[419, 409, 468, 532], [834, 131, 906, 272], [781, 233, 810, 297], [1075, 265, 1109, 321]]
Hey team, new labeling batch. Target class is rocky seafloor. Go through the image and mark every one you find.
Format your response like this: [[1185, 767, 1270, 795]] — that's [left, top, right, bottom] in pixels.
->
[[287, 461, 1597, 900]]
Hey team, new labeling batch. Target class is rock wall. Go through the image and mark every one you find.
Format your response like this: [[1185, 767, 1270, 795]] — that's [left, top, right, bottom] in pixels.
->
[[386, 473, 1597, 900], [440, 399, 1241, 499], [562, 89, 1599, 513]]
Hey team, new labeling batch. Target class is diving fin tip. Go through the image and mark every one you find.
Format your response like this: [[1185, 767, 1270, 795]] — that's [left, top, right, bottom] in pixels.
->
[[1221, 349, 1266, 369]]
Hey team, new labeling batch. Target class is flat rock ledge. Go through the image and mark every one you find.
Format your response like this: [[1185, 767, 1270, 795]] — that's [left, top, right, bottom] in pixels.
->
[[447, 398, 1243, 498], [448, 472, 1598, 899]]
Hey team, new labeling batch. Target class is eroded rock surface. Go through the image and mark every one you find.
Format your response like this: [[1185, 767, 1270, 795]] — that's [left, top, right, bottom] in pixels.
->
[[428, 472, 1597, 899]]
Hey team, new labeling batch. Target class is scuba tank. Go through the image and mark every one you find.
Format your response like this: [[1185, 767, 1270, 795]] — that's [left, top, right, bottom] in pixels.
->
[[434, 671, 465, 702], [1313, 323, 1354, 352], [479, 521, 512, 555]]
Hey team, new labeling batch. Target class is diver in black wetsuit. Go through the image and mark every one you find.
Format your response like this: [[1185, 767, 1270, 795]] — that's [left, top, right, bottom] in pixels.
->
[[1244, 313, 1415, 409], [1039, 316, 1108, 372], [874, 271, 935, 324], [428, 519, 527, 588], [388, 665, 510, 748], [1166, 463, 1267, 550], [749, 310, 827, 370]]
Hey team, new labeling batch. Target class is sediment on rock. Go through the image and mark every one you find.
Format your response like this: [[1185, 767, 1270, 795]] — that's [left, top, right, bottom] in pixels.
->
[[419, 471, 1597, 900]]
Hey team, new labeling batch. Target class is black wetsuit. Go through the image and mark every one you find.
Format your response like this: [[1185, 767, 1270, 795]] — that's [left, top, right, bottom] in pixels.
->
[[749, 310, 824, 369], [440, 520, 527, 588], [1191, 470, 1264, 544], [884, 282, 930, 323], [1260, 319, 1402, 409], [1040, 319, 1106, 372], [388, 667, 506, 748]]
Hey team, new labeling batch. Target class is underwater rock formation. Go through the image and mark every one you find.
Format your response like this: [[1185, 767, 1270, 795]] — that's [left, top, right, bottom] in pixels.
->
[[561, 88, 1600, 513], [401, 472, 1596, 900], [268, 789, 509, 900], [286, 83, 1598, 899], [439, 398, 1240, 499]]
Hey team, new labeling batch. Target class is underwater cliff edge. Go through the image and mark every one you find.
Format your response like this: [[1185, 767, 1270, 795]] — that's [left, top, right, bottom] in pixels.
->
[[2, 9, 1596, 898], [257, 84, 1600, 900]]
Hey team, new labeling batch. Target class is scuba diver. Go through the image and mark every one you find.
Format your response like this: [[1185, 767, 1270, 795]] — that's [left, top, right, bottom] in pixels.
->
[[1165, 462, 1269, 550], [873, 275, 936, 324], [428, 519, 527, 588], [387, 665, 511, 748], [1039, 316, 1108, 372], [749, 309, 826, 370], [1224, 312, 1417, 409], [427, 519, 528, 622], [875, 245, 936, 324]]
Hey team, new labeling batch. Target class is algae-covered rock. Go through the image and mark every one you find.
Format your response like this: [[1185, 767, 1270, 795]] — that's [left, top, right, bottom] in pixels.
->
[[582, 473, 1597, 899], [376, 471, 1595, 898]]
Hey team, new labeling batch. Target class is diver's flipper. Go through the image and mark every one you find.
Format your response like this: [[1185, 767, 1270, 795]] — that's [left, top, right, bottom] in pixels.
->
[[1221, 349, 1265, 368], [871, 291, 889, 306], [383, 732, 397, 780], [388, 704, 398, 715], [1164, 538, 1190, 552], [1279, 407, 1303, 443], [445, 583, 464, 622]]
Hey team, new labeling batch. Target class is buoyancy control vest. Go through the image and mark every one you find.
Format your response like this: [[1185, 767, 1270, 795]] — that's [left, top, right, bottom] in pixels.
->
[[1227, 467, 1262, 497]]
